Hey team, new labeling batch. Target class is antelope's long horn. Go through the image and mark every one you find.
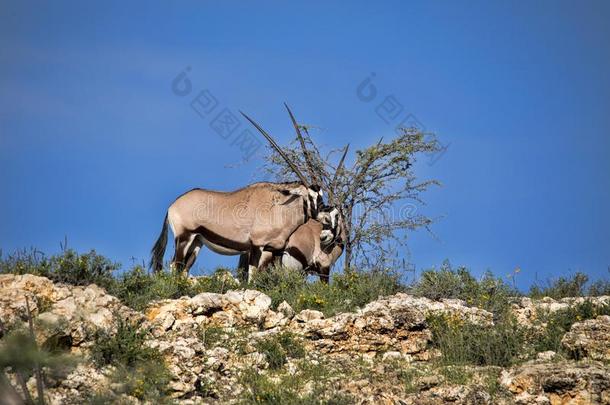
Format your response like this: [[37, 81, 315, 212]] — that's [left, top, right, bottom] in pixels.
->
[[240, 111, 310, 188], [284, 103, 320, 185], [329, 144, 350, 204]]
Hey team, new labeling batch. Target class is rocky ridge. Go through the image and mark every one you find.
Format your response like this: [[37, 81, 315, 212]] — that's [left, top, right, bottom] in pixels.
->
[[1, 273, 609, 404]]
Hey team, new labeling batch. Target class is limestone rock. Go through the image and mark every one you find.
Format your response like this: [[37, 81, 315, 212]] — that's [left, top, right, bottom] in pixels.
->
[[0, 274, 138, 350], [287, 293, 491, 360], [562, 315, 610, 361], [511, 296, 610, 327], [277, 300, 295, 318], [294, 309, 325, 323], [500, 360, 610, 404]]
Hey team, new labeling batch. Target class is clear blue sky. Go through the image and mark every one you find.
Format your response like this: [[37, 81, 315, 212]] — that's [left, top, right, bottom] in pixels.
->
[[1, 1, 609, 289]]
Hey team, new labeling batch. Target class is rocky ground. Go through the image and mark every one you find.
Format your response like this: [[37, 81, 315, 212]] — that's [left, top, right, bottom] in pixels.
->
[[1, 273, 609, 404]]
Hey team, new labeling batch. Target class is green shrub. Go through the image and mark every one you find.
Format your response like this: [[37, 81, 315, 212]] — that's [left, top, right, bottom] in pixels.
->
[[530, 300, 610, 354], [397, 366, 423, 394], [112, 361, 172, 401], [91, 317, 160, 368], [109, 266, 194, 310], [276, 332, 306, 359], [427, 314, 526, 367], [239, 369, 297, 404], [193, 268, 240, 293], [250, 265, 404, 316], [0, 324, 78, 404], [588, 277, 610, 296], [90, 317, 170, 400], [0, 328, 77, 381], [439, 365, 473, 385], [529, 272, 589, 299], [238, 361, 348, 405], [255, 337, 287, 370], [198, 326, 226, 348], [248, 265, 308, 308], [0, 248, 118, 290], [329, 268, 405, 312], [586, 268, 610, 296], [412, 262, 517, 315], [254, 332, 306, 370], [110, 266, 241, 311], [0, 248, 49, 276]]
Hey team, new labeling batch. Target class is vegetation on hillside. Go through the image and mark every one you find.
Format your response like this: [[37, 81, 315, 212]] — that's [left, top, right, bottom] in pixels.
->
[[1, 247, 608, 403]]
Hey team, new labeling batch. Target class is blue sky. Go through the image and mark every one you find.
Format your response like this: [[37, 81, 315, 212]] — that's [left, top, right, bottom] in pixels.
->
[[1, 1, 609, 289]]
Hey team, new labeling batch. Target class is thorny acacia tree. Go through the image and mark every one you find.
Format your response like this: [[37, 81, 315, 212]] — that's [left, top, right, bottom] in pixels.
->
[[263, 105, 441, 271]]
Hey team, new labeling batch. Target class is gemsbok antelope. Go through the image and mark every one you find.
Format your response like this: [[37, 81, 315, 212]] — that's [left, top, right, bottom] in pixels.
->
[[282, 207, 346, 282], [149, 108, 331, 281], [238, 206, 346, 283]]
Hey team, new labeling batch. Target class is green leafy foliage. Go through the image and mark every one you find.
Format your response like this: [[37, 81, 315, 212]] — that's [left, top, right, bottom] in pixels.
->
[[529, 300, 610, 355], [254, 332, 306, 370], [0, 328, 77, 379], [588, 276, 610, 296], [0, 248, 118, 290], [529, 271, 610, 299], [109, 266, 194, 310], [428, 314, 526, 367], [0, 323, 78, 404], [428, 299, 610, 368], [250, 265, 405, 316], [90, 317, 171, 401], [529, 272, 590, 299], [275, 332, 306, 359], [198, 325, 226, 348], [238, 361, 349, 405], [412, 261, 518, 315], [109, 266, 239, 311], [255, 338, 287, 370], [91, 317, 158, 368]]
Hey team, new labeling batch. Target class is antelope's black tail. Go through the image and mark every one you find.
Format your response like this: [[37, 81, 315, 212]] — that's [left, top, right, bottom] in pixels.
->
[[149, 213, 169, 272]]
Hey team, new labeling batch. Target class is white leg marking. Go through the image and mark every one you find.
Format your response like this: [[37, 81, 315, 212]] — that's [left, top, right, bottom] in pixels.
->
[[248, 264, 257, 283]]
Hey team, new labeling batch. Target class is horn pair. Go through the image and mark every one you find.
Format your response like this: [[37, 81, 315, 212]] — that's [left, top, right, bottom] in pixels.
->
[[240, 111, 311, 188], [241, 105, 349, 204], [284, 104, 349, 205]]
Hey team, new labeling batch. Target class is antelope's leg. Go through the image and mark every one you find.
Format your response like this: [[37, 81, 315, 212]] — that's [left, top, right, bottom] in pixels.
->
[[183, 235, 204, 275], [318, 267, 331, 284], [247, 246, 264, 283], [171, 233, 194, 272], [258, 251, 275, 271], [237, 253, 249, 282]]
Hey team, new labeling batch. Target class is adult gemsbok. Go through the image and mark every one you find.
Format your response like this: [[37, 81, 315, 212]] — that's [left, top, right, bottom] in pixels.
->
[[149, 108, 328, 281]]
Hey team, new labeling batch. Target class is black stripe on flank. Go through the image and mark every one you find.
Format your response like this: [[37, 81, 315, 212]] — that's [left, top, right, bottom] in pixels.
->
[[193, 226, 251, 252]]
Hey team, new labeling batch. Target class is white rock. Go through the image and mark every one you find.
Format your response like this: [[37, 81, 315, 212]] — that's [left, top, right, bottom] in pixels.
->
[[295, 309, 325, 322]]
